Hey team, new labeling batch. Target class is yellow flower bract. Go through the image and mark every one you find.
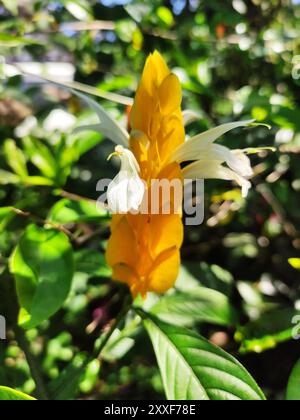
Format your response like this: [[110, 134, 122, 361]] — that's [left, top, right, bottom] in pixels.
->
[[106, 51, 185, 297]]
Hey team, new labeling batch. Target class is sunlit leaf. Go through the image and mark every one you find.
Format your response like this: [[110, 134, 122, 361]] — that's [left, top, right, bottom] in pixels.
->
[[10, 224, 74, 329], [235, 307, 300, 354], [3, 139, 28, 179], [287, 359, 300, 400], [22, 137, 57, 179], [0, 34, 42, 47], [1, 0, 18, 16], [151, 288, 238, 327], [58, 0, 93, 21], [48, 198, 108, 224], [141, 312, 265, 400], [0, 169, 20, 185], [0, 386, 35, 400], [288, 258, 300, 270]]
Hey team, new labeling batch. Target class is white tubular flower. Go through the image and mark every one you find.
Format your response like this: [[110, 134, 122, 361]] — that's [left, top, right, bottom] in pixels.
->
[[107, 146, 145, 213], [169, 120, 255, 197]]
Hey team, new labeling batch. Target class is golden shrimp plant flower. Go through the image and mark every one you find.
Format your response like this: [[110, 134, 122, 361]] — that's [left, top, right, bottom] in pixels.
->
[[82, 52, 259, 298]]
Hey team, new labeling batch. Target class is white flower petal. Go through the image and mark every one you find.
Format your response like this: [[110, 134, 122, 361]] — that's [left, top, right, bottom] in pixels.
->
[[72, 90, 129, 147], [182, 160, 252, 198], [107, 146, 145, 213], [170, 120, 254, 163], [182, 110, 200, 126]]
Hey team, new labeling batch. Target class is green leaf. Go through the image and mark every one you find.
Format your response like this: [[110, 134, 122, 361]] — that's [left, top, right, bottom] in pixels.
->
[[157, 6, 175, 27], [177, 264, 234, 296], [0, 386, 35, 400], [0, 33, 42, 47], [72, 131, 103, 156], [1, 0, 18, 15], [0, 207, 12, 220], [24, 176, 54, 187], [151, 288, 238, 327], [10, 224, 74, 329], [22, 137, 57, 179], [0, 206, 13, 230], [74, 249, 112, 278], [289, 258, 300, 270], [101, 316, 141, 362], [115, 20, 138, 43], [3, 139, 28, 179], [235, 307, 299, 354], [141, 312, 265, 400], [61, 0, 93, 21], [0, 169, 20, 185], [287, 359, 300, 400], [49, 354, 88, 400], [48, 198, 108, 224]]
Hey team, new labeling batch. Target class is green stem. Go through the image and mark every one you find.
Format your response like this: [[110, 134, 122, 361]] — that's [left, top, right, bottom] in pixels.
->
[[52, 293, 132, 399], [94, 294, 132, 359], [14, 326, 49, 400], [4, 275, 49, 401]]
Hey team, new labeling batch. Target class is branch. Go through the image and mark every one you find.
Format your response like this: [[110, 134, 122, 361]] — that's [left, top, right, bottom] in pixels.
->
[[11, 207, 75, 240]]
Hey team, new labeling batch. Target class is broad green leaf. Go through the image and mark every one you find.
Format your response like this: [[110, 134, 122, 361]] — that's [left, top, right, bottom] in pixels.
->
[[289, 258, 300, 270], [48, 198, 108, 224], [287, 359, 300, 400], [151, 288, 238, 327], [10, 224, 74, 329], [3, 139, 28, 179], [0, 386, 35, 400], [142, 313, 265, 400]]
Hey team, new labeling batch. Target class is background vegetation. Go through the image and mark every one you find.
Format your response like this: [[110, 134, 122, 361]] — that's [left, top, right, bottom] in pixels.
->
[[0, 0, 300, 400]]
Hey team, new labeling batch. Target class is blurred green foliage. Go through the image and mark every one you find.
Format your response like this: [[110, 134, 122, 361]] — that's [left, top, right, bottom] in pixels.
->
[[0, 0, 300, 401]]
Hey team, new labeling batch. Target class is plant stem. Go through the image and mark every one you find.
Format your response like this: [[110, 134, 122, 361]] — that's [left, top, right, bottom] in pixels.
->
[[94, 294, 132, 359], [51, 293, 132, 399], [14, 326, 49, 400], [11, 207, 75, 240], [4, 276, 49, 401]]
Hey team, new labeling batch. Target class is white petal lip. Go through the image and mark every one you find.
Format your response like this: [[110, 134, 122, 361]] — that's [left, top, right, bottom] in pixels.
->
[[107, 173, 145, 213], [107, 146, 145, 213]]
